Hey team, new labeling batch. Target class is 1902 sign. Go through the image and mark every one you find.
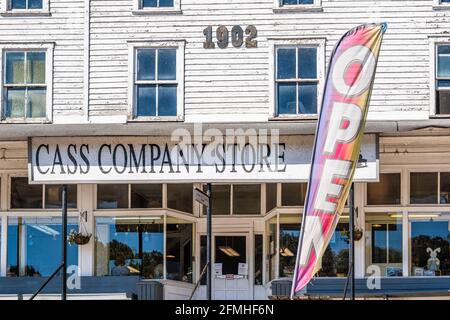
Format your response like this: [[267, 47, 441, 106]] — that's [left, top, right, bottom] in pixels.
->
[[203, 25, 257, 49]]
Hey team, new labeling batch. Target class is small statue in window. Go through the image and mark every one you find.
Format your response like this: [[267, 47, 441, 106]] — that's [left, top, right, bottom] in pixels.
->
[[426, 247, 441, 272]]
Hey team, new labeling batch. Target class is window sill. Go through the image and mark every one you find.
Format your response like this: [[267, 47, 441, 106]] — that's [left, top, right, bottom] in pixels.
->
[[132, 9, 182, 15], [269, 115, 318, 121], [433, 4, 450, 10], [273, 5, 323, 13], [429, 114, 450, 118], [1, 118, 51, 124], [128, 115, 184, 122], [0, 10, 51, 17]]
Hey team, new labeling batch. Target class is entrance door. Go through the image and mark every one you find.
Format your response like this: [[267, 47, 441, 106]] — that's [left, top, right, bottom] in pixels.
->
[[213, 235, 251, 300]]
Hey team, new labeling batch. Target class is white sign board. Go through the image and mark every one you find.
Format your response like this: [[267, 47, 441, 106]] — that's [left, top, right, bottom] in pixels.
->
[[28, 135, 378, 184]]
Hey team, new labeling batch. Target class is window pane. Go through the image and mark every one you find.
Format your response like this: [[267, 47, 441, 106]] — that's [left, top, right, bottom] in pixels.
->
[[159, 0, 174, 6], [6, 88, 26, 118], [45, 185, 77, 209], [410, 172, 438, 204], [298, 0, 314, 3], [277, 83, 296, 114], [7, 217, 78, 277], [11, 177, 42, 209], [266, 183, 277, 213], [388, 224, 403, 264], [282, 183, 307, 206], [5, 52, 25, 84], [437, 90, 450, 114], [411, 221, 450, 276], [94, 217, 164, 279], [215, 236, 246, 275], [282, 0, 298, 5], [438, 45, 450, 77], [372, 224, 388, 263], [254, 234, 263, 285], [167, 183, 193, 213], [277, 48, 296, 79], [137, 85, 156, 116], [130, 184, 162, 208], [298, 83, 317, 114], [158, 84, 177, 116], [157, 49, 176, 80], [11, 0, 26, 9], [97, 184, 128, 209], [27, 52, 45, 84], [440, 173, 450, 204], [200, 235, 207, 285], [142, 0, 157, 7], [318, 222, 349, 277], [367, 173, 401, 205], [279, 224, 299, 277], [233, 184, 261, 215], [298, 48, 317, 79], [203, 184, 230, 215], [28, 0, 43, 9], [137, 49, 155, 81], [437, 80, 450, 88], [28, 88, 46, 118], [166, 222, 192, 283]]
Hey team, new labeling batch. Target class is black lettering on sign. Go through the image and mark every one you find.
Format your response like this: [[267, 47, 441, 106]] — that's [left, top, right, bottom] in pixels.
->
[[203, 25, 258, 49]]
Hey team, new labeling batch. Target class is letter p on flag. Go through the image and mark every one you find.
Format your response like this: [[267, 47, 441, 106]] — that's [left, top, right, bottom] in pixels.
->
[[290, 23, 386, 297]]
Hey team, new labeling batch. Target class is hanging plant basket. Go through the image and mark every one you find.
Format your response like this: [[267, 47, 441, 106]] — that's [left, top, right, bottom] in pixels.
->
[[68, 229, 92, 246]]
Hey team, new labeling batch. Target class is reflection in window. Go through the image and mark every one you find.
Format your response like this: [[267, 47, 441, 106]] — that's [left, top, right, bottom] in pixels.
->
[[436, 45, 450, 114], [266, 217, 277, 281], [279, 224, 299, 278], [411, 221, 450, 276], [95, 217, 164, 279], [203, 185, 230, 215], [410, 172, 438, 204], [7, 217, 78, 277], [317, 223, 349, 277], [45, 184, 77, 209], [266, 183, 277, 213], [233, 184, 261, 215], [367, 173, 401, 205], [130, 184, 162, 208], [166, 220, 193, 283], [97, 184, 128, 209], [11, 177, 42, 209], [215, 236, 246, 275], [167, 184, 193, 213], [254, 234, 263, 285], [440, 173, 450, 204], [281, 183, 307, 206]]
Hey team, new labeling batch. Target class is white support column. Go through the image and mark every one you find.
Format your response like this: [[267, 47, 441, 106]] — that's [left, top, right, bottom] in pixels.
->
[[79, 184, 95, 276], [0, 214, 7, 276], [402, 210, 409, 277], [354, 183, 365, 278]]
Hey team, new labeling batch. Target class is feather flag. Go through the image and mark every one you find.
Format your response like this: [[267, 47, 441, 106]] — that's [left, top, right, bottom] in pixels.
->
[[290, 23, 387, 297]]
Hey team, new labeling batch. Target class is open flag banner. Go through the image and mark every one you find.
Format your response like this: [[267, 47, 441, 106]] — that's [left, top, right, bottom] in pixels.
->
[[290, 23, 387, 297]]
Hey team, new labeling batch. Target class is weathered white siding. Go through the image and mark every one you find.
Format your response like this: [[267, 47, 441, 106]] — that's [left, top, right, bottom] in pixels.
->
[[0, 0, 85, 121]]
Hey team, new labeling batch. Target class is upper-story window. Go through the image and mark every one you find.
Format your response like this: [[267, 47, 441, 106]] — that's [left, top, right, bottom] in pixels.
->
[[10, 0, 42, 9], [274, 0, 321, 11], [134, 0, 181, 13], [142, 0, 173, 7], [130, 41, 184, 120], [281, 0, 313, 4], [1, 0, 49, 14], [276, 47, 319, 116], [436, 45, 450, 114], [3, 50, 47, 120]]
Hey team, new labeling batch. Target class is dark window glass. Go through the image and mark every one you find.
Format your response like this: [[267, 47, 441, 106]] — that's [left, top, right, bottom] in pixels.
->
[[410, 172, 438, 204], [215, 236, 246, 275], [233, 184, 261, 215], [7, 217, 78, 277], [437, 90, 450, 114], [131, 184, 162, 208], [158, 84, 177, 116], [203, 185, 230, 215], [277, 49, 296, 79], [200, 235, 207, 285], [298, 48, 317, 79], [436, 45, 450, 114], [159, 0, 174, 6], [167, 184, 193, 213], [254, 234, 263, 285], [298, 83, 317, 114], [317, 223, 349, 277], [266, 183, 277, 213], [137, 85, 156, 117], [411, 221, 450, 276], [94, 217, 164, 279], [142, 0, 173, 7], [11, 0, 26, 9], [45, 185, 77, 209], [367, 173, 401, 205], [277, 83, 296, 114], [137, 49, 156, 81], [371, 223, 403, 265], [440, 172, 450, 204], [282, 0, 314, 4], [97, 184, 128, 209], [279, 224, 299, 277], [166, 223, 193, 283], [11, 177, 42, 209], [158, 49, 176, 80], [281, 183, 307, 206], [28, 0, 42, 9]]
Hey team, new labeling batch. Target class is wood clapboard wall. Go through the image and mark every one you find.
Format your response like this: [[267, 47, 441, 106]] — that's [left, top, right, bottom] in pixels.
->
[[1, 0, 449, 123]]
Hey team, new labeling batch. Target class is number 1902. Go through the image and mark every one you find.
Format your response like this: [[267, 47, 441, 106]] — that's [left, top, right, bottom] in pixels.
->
[[203, 25, 257, 49]]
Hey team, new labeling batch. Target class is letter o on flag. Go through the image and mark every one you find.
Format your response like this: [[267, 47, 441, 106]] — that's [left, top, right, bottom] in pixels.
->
[[332, 45, 376, 97]]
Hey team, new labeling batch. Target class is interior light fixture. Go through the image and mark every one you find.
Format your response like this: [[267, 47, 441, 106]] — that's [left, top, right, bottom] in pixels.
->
[[389, 213, 441, 219], [113, 216, 161, 222], [218, 246, 240, 257], [29, 225, 60, 237], [280, 247, 294, 257]]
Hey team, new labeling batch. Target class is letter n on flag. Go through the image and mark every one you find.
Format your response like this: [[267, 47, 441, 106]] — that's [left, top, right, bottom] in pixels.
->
[[290, 23, 386, 297]]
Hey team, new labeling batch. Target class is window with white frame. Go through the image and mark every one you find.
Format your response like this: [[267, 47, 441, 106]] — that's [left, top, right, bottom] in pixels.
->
[[2, 50, 47, 120], [436, 44, 450, 114], [134, 0, 181, 13], [2, 0, 49, 14], [274, 0, 321, 10], [275, 46, 320, 116], [132, 44, 184, 119]]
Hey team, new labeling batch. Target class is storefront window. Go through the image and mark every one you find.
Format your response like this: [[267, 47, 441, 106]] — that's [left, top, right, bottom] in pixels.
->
[[204, 185, 230, 215], [130, 184, 162, 208], [45, 184, 77, 209], [410, 172, 438, 204], [279, 221, 300, 278], [317, 223, 349, 277], [200, 235, 207, 285], [367, 173, 401, 205], [11, 177, 42, 209], [281, 183, 307, 206], [440, 173, 450, 204], [166, 217, 193, 283], [266, 183, 277, 213], [7, 217, 78, 277], [365, 213, 403, 277], [167, 184, 193, 213], [266, 216, 277, 281], [411, 220, 450, 276], [233, 184, 261, 215], [97, 184, 128, 209], [254, 234, 263, 285], [95, 216, 164, 279]]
